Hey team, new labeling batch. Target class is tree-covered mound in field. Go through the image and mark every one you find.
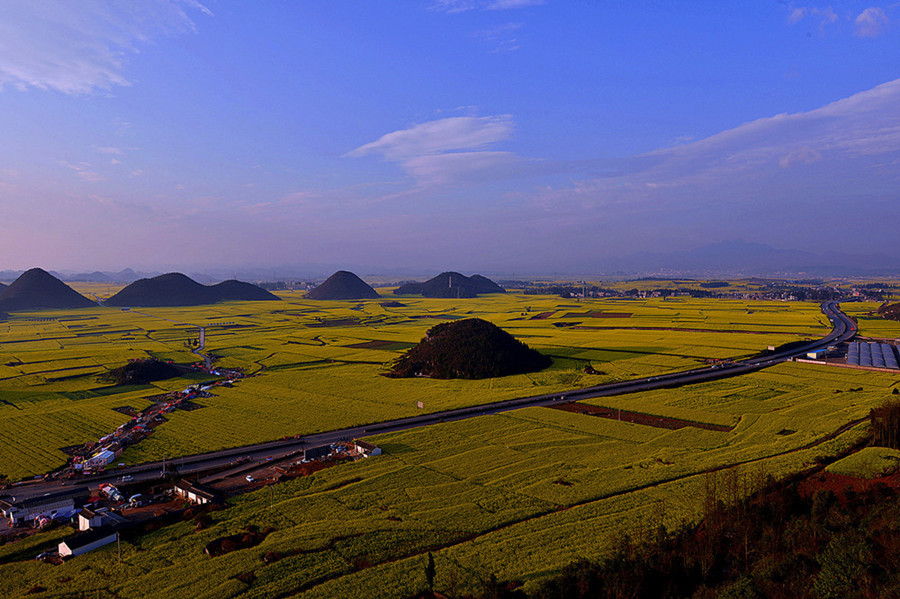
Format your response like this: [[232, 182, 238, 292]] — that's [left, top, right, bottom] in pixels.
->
[[388, 318, 551, 379], [393, 272, 505, 298], [106, 273, 277, 307], [305, 270, 380, 300], [100, 358, 182, 385], [0, 268, 96, 311]]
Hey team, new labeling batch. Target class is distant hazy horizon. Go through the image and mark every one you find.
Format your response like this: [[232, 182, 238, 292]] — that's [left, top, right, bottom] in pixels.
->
[[1, 2, 897, 273], [2, 238, 898, 283]]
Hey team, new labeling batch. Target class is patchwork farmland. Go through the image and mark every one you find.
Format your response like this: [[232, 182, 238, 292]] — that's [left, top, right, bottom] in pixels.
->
[[1, 290, 898, 597], [0, 294, 827, 479]]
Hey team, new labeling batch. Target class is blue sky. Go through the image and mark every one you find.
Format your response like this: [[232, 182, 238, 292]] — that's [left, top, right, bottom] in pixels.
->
[[0, 1, 898, 274]]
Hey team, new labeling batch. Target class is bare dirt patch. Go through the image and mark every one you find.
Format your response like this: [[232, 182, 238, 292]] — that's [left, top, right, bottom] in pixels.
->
[[563, 311, 632, 318], [345, 340, 414, 351], [551, 403, 733, 432], [570, 325, 799, 334], [529, 311, 555, 320], [307, 318, 360, 328]]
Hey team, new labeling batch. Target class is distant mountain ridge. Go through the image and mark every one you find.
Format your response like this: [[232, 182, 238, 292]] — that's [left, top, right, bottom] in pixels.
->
[[305, 271, 380, 300], [600, 240, 900, 277], [394, 272, 505, 298], [0, 268, 96, 311], [105, 273, 279, 307]]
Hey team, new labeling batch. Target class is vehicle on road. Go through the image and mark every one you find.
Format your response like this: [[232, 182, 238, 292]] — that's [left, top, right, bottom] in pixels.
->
[[245, 475, 254, 483]]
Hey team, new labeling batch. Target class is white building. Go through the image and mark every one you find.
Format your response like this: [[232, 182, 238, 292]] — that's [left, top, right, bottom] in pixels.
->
[[59, 528, 118, 558], [353, 440, 382, 457], [173, 480, 217, 505], [83, 449, 116, 470]]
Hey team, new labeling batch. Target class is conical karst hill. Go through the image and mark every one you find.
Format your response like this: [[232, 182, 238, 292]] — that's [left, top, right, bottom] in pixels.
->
[[467, 274, 505, 294], [209, 280, 279, 301], [106, 273, 278, 307], [305, 271, 380, 300], [106, 273, 211, 307], [0, 268, 96, 311], [388, 318, 551, 379], [393, 272, 505, 298]]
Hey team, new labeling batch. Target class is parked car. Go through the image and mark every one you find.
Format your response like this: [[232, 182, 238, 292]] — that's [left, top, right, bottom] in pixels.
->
[[245, 475, 255, 483], [121, 475, 133, 482]]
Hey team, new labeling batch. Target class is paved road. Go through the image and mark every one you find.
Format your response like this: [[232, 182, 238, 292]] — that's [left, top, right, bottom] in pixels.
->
[[8, 302, 856, 501]]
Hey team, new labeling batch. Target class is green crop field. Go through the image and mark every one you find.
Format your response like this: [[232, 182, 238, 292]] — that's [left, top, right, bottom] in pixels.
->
[[840, 301, 900, 338], [0, 294, 834, 480], [1, 360, 892, 598]]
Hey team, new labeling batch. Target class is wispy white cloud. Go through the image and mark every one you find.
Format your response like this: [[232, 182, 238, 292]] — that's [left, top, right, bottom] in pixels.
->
[[0, 0, 210, 94], [473, 22, 524, 52], [59, 160, 105, 182], [347, 115, 514, 160], [778, 145, 823, 168], [487, 0, 545, 10], [431, 0, 544, 13], [787, 5, 839, 29], [854, 7, 890, 37], [630, 78, 900, 181], [513, 78, 900, 251], [403, 151, 523, 185], [92, 146, 127, 156], [346, 115, 527, 187], [788, 5, 893, 38]]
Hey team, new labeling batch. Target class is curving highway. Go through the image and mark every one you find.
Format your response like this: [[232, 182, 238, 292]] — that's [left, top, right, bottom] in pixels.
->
[[9, 302, 857, 501]]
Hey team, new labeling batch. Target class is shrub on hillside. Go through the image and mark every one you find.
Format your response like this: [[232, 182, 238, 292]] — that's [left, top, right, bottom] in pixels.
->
[[871, 399, 900, 450], [100, 358, 181, 385]]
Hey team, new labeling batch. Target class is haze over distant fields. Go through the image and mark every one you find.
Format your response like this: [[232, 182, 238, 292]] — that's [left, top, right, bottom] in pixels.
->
[[0, 1, 897, 274]]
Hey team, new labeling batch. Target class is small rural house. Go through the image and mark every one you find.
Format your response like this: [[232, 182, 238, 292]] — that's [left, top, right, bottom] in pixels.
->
[[173, 480, 217, 505], [58, 527, 118, 558], [78, 507, 127, 531], [353, 440, 382, 457]]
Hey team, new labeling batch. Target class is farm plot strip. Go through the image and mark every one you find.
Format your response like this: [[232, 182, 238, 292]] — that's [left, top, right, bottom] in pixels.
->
[[549, 402, 733, 432]]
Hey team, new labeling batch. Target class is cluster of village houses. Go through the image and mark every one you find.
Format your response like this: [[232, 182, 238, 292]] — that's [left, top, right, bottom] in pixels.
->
[[1, 439, 381, 561], [68, 367, 244, 476]]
